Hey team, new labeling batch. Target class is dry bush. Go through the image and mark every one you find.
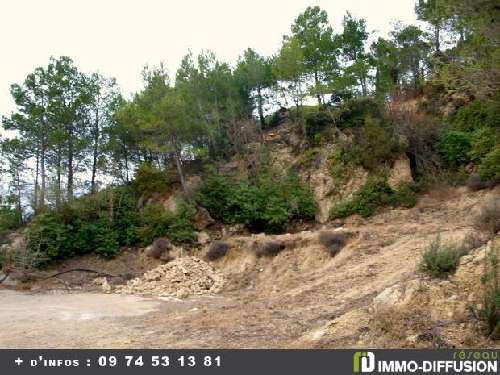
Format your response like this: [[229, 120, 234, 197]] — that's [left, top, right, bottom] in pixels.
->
[[467, 173, 491, 191], [146, 237, 172, 259], [225, 119, 262, 154], [372, 306, 447, 348], [387, 100, 441, 177], [318, 231, 349, 256], [474, 198, 500, 235], [255, 240, 286, 257], [206, 241, 231, 261]]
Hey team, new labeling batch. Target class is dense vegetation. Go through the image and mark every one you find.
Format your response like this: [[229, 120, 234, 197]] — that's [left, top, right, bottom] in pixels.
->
[[0, 0, 499, 265], [196, 170, 316, 233]]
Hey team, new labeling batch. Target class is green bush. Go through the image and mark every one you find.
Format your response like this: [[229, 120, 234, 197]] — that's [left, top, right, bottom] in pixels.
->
[[479, 243, 500, 339], [330, 180, 395, 219], [26, 188, 139, 263], [137, 201, 196, 245], [330, 180, 418, 219], [131, 163, 171, 198], [335, 98, 383, 129], [419, 235, 469, 278], [452, 99, 500, 132], [469, 127, 499, 162], [392, 183, 418, 208], [356, 116, 398, 171], [196, 171, 315, 233], [26, 185, 196, 265], [438, 130, 471, 168], [479, 147, 500, 182], [0, 205, 22, 233], [305, 110, 334, 139]]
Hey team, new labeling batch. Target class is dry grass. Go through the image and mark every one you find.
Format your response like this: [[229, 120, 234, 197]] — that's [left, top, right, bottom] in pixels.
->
[[318, 231, 350, 256], [474, 198, 500, 235], [206, 241, 231, 261], [255, 240, 286, 257], [146, 237, 172, 259]]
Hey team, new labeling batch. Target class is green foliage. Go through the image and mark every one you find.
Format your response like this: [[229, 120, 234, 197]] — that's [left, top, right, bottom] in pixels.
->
[[469, 127, 499, 162], [26, 188, 138, 263], [419, 235, 469, 278], [479, 147, 500, 182], [137, 201, 196, 246], [330, 180, 418, 219], [452, 99, 500, 132], [335, 98, 383, 129], [197, 171, 315, 233], [0, 205, 22, 233], [392, 183, 418, 208], [25, 185, 196, 265], [305, 109, 334, 139], [438, 99, 500, 181], [479, 242, 500, 339], [296, 148, 321, 168], [357, 116, 398, 171], [438, 130, 471, 167], [131, 163, 171, 198]]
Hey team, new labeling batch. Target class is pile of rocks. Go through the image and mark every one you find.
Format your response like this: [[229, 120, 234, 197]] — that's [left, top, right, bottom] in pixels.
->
[[116, 257, 224, 298]]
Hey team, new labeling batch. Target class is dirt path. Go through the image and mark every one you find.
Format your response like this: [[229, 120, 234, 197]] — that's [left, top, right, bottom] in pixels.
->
[[0, 187, 497, 348]]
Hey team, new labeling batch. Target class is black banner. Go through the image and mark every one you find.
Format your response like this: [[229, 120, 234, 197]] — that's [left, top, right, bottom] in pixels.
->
[[0, 349, 498, 375]]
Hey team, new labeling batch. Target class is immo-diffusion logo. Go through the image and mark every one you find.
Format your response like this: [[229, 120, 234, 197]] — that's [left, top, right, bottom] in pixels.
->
[[353, 352, 375, 373], [352, 351, 498, 374]]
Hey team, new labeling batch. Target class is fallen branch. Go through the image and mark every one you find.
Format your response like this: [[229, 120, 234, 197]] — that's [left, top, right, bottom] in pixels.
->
[[0, 272, 9, 283], [42, 268, 118, 280]]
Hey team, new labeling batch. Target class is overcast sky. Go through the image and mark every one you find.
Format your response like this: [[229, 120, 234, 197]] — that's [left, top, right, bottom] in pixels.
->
[[0, 0, 420, 120]]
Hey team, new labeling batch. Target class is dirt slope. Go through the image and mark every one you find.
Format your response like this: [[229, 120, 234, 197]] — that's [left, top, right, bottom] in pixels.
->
[[0, 186, 498, 348]]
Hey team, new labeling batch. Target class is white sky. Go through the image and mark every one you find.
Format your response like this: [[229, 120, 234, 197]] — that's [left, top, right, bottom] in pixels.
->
[[0, 0, 419, 121]]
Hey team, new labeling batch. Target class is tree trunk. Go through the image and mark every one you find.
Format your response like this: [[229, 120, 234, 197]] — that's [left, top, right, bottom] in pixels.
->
[[15, 171, 23, 225], [257, 86, 265, 127], [40, 136, 47, 210], [91, 108, 99, 195], [314, 71, 322, 105], [173, 143, 190, 200], [56, 147, 62, 208], [434, 26, 441, 53], [67, 124, 74, 201], [34, 149, 39, 211]]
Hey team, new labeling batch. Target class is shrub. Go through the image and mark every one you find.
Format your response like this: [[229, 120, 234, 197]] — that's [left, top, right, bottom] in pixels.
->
[[25, 187, 138, 263], [478, 147, 500, 182], [478, 242, 499, 339], [335, 98, 383, 129], [419, 235, 469, 278], [474, 198, 500, 235], [0, 205, 21, 233], [451, 99, 500, 132], [438, 130, 471, 168], [330, 180, 395, 219], [318, 231, 348, 256], [468, 127, 499, 163], [392, 183, 418, 208], [255, 240, 286, 257], [24, 186, 195, 266], [196, 171, 315, 234], [305, 110, 334, 139], [356, 116, 398, 171], [137, 201, 196, 246], [132, 163, 171, 198], [206, 241, 231, 261], [146, 237, 172, 259], [467, 173, 490, 191]]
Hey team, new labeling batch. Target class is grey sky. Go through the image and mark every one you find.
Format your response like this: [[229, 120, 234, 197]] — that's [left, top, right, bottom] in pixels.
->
[[0, 0, 420, 120]]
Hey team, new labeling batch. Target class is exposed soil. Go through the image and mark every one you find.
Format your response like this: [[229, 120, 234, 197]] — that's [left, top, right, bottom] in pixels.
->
[[0, 186, 498, 348]]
